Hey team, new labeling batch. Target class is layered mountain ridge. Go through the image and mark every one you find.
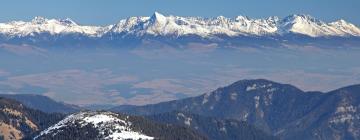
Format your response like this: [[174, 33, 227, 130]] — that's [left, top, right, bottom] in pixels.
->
[[112, 79, 360, 140], [1, 12, 359, 38]]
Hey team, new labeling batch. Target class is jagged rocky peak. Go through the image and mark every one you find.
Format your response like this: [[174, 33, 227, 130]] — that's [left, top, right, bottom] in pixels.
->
[[283, 14, 320, 23], [150, 11, 167, 23], [58, 18, 78, 26], [329, 19, 360, 35], [266, 16, 280, 22], [235, 15, 249, 22], [278, 14, 360, 37], [279, 14, 319, 33], [332, 19, 349, 25], [146, 12, 168, 34], [31, 16, 48, 24], [214, 15, 230, 23], [30, 16, 77, 26]]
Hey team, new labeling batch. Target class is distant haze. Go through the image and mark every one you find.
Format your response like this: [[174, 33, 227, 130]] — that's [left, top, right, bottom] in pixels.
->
[[0, 47, 359, 106]]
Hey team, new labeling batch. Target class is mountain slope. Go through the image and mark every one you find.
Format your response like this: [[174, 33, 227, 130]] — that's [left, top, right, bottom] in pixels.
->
[[277, 84, 360, 140], [0, 94, 80, 113], [147, 111, 278, 140], [0, 97, 65, 139], [111, 79, 360, 140], [35, 111, 206, 140]]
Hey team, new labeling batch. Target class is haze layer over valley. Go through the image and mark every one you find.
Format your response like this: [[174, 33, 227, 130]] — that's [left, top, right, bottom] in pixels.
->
[[0, 46, 359, 106]]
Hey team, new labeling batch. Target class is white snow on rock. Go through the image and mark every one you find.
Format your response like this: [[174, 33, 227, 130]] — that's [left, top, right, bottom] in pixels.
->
[[202, 92, 211, 104], [246, 83, 276, 92], [266, 88, 276, 93], [264, 93, 274, 106], [35, 111, 154, 140], [1, 13, 360, 38], [242, 112, 249, 121], [246, 84, 257, 91], [254, 96, 260, 108], [230, 92, 237, 100], [335, 105, 356, 114], [329, 104, 359, 124], [177, 113, 192, 126], [329, 114, 359, 124]]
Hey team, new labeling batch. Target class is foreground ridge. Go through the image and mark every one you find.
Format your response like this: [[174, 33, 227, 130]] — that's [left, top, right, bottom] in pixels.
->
[[35, 111, 154, 140], [35, 111, 206, 140]]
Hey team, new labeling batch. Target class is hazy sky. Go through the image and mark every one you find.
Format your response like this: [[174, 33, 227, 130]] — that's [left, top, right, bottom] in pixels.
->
[[0, 0, 359, 25]]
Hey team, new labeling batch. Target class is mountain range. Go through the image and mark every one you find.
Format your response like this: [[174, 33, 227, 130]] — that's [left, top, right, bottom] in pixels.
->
[[1, 12, 360, 48]]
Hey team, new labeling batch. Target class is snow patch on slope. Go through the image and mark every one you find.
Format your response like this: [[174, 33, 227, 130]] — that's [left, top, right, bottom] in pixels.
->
[[246, 83, 275, 92], [177, 113, 192, 126]]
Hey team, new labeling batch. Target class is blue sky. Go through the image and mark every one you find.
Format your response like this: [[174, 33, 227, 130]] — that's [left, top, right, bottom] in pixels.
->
[[0, 0, 359, 25]]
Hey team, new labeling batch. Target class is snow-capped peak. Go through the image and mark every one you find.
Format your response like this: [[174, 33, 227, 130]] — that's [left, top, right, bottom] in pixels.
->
[[150, 12, 167, 23], [35, 111, 154, 140], [278, 14, 360, 37], [30, 16, 77, 26], [332, 19, 348, 25], [145, 12, 169, 35], [59, 18, 78, 26], [283, 14, 319, 22], [0, 16, 106, 37], [31, 16, 48, 24], [235, 15, 249, 22]]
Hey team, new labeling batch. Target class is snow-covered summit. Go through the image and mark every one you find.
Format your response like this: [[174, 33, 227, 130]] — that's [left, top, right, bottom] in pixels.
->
[[0, 17, 107, 37], [1, 12, 360, 38], [35, 111, 154, 140], [279, 14, 360, 37]]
